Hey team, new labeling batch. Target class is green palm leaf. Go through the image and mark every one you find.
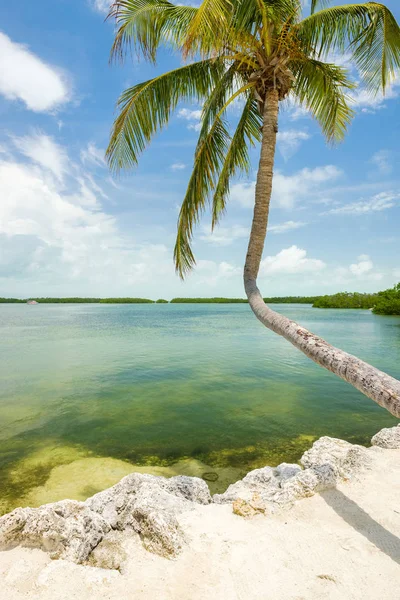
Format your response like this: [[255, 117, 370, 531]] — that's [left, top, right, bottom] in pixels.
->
[[107, 58, 225, 172], [291, 58, 355, 142], [299, 3, 400, 92]]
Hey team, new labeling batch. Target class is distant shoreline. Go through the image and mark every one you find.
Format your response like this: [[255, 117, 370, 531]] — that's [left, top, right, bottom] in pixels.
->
[[0, 296, 319, 305]]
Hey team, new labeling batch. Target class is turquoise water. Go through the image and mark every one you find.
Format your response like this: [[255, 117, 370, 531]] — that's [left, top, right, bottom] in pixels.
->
[[0, 303, 399, 512]]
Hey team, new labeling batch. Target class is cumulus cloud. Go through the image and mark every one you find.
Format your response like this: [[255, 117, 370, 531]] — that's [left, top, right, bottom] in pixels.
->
[[349, 255, 374, 276], [325, 191, 398, 215], [277, 129, 310, 159], [12, 132, 69, 181], [170, 162, 187, 171], [332, 255, 382, 284], [0, 32, 70, 112], [260, 246, 326, 275], [0, 135, 180, 294]]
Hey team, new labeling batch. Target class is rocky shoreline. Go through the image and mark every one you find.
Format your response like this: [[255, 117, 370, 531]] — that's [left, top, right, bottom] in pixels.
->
[[1, 424, 399, 571]]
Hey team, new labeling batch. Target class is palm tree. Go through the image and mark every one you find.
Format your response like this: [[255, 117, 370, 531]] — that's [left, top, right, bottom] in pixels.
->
[[107, 0, 400, 417]]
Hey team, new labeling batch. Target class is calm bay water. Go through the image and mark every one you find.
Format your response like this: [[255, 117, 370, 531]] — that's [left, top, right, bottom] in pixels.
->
[[0, 303, 399, 512]]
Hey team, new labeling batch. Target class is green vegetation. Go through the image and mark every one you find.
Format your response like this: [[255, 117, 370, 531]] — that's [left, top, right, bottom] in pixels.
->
[[313, 284, 400, 315], [313, 293, 378, 309], [0, 297, 161, 304], [171, 297, 322, 304], [373, 283, 400, 315], [1, 288, 399, 314], [264, 296, 321, 304], [99, 298, 154, 304], [170, 298, 248, 304]]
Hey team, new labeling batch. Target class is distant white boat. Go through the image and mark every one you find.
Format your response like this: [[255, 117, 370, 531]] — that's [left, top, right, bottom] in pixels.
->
[[27, 300, 38, 305]]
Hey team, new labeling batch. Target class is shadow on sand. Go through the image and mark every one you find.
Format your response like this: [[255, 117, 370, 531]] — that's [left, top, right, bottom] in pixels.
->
[[321, 488, 400, 565]]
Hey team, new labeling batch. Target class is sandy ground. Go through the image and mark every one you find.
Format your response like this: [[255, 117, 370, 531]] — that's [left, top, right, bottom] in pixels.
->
[[1, 445, 399, 600]]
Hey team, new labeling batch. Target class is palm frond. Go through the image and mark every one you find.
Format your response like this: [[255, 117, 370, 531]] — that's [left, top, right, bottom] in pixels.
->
[[174, 117, 231, 278], [109, 0, 197, 63], [291, 58, 355, 142], [106, 58, 225, 172], [298, 3, 400, 92], [183, 0, 233, 58], [212, 96, 262, 227]]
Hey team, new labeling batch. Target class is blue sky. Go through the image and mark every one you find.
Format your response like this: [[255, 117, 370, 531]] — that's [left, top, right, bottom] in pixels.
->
[[0, 0, 399, 299]]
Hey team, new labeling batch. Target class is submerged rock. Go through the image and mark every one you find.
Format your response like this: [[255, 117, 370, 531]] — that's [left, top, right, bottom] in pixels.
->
[[0, 500, 110, 563], [371, 424, 400, 449], [300, 436, 370, 479]]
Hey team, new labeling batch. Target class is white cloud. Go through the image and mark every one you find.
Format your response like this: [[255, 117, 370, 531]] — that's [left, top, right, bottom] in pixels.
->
[[230, 165, 342, 210], [178, 108, 202, 131], [277, 129, 310, 159], [332, 255, 382, 283], [349, 255, 373, 276], [170, 162, 187, 171], [195, 260, 241, 287], [350, 79, 400, 113], [325, 191, 398, 215], [272, 165, 342, 209], [260, 246, 326, 275], [80, 142, 106, 167], [91, 0, 111, 13], [370, 150, 392, 175], [12, 132, 69, 181], [0, 131, 249, 297], [393, 269, 400, 279], [0, 32, 70, 112], [178, 108, 202, 121], [200, 224, 249, 246], [229, 182, 256, 207], [269, 221, 307, 234]]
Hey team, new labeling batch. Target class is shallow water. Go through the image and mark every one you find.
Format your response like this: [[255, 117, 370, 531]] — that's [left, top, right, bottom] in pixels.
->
[[0, 303, 399, 513]]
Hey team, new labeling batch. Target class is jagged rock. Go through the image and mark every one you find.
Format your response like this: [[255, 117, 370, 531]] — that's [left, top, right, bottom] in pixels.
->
[[213, 466, 279, 504], [274, 465, 337, 505], [300, 436, 370, 478], [161, 475, 212, 505], [371, 424, 400, 449], [275, 463, 302, 481], [0, 500, 110, 563], [86, 473, 210, 558], [87, 532, 127, 571], [213, 464, 305, 507], [0, 474, 211, 564]]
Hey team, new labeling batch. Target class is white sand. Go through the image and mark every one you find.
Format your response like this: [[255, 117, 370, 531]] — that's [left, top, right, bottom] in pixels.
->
[[1, 445, 399, 600]]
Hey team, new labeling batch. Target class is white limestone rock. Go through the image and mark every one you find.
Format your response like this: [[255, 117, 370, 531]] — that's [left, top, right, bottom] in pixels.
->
[[274, 465, 337, 505], [86, 473, 210, 558], [213, 466, 279, 504], [371, 424, 400, 449], [300, 436, 370, 479], [0, 500, 110, 563]]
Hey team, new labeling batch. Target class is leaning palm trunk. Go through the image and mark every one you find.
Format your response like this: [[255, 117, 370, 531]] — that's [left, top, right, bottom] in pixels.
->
[[244, 90, 400, 418]]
